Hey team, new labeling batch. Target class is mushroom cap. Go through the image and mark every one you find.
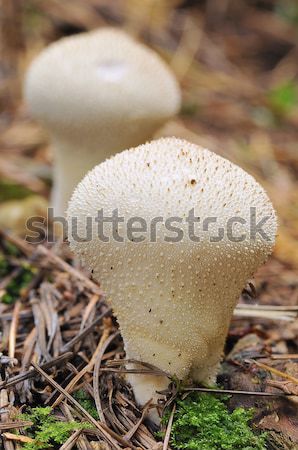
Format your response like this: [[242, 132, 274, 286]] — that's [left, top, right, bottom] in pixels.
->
[[24, 28, 181, 143], [67, 137, 277, 386]]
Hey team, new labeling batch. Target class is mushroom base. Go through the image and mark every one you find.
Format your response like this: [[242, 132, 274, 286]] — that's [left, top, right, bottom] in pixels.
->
[[123, 335, 225, 424], [126, 367, 169, 424]]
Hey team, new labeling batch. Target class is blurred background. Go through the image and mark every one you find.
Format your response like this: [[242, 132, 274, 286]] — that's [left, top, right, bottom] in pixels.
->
[[0, 0, 297, 267], [0, 3, 298, 446]]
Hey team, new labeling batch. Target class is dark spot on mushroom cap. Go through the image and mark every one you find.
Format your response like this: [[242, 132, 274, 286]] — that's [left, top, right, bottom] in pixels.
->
[[149, 308, 152, 313], [190, 179, 196, 185], [160, 320, 163, 324]]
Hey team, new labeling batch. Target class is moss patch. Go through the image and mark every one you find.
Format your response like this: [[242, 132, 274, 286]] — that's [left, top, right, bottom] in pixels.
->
[[73, 389, 99, 419], [0, 261, 36, 304], [162, 393, 267, 450], [18, 407, 90, 449]]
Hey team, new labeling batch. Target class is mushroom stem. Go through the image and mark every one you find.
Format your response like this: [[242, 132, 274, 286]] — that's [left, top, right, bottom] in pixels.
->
[[50, 137, 126, 217], [51, 140, 99, 218], [126, 365, 169, 423]]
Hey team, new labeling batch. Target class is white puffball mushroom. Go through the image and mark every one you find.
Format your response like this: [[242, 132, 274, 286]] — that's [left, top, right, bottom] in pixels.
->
[[24, 28, 181, 217], [67, 137, 277, 423]]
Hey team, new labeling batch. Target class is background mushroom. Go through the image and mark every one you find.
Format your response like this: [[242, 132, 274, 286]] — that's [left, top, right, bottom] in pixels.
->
[[24, 28, 181, 217], [67, 137, 277, 423]]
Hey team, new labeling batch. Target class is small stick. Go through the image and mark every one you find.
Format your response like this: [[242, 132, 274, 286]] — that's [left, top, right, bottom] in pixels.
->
[[105, 359, 170, 377], [93, 331, 120, 423], [124, 399, 153, 441], [2, 433, 34, 444], [8, 300, 21, 359], [60, 309, 112, 353], [236, 304, 298, 311], [163, 404, 176, 450], [182, 387, 291, 397], [271, 354, 298, 360], [59, 429, 82, 450], [80, 294, 100, 331], [0, 421, 33, 431], [250, 359, 298, 385], [99, 368, 168, 376], [0, 352, 73, 390]]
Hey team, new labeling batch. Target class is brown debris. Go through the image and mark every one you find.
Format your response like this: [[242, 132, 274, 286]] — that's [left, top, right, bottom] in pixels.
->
[[1, 1, 298, 448]]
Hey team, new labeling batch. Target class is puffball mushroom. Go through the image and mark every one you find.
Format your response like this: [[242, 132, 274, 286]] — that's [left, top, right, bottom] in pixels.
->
[[24, 28, 181, 217], [67, 137, 277, 422]]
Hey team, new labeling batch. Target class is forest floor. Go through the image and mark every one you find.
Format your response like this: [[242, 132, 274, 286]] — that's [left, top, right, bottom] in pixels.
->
[[0, 1, 297, 449]]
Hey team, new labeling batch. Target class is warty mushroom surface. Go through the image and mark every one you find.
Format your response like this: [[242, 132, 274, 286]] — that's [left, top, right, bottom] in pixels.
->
[[67, 137, 277, 423]]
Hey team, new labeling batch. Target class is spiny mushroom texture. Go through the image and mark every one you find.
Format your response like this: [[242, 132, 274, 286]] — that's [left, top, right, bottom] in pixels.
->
[[24, 28, 180, 216], [67, 138, 277, 421]]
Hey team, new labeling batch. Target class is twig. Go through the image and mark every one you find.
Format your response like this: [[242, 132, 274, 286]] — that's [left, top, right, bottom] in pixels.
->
[[270, 354, 298, 360], [0, 421, 33, 431], [93, 330, 120, 423], [105, 359, 170, 377], [249, 359, 298, 385], [182, 386, 291, 397], [100, 368, 168, 375], [2, 433, 34, 444], [123, 399, 153, 441], [234, 304, 298, 321], [0, 352, 73, 390], [60, 308, 112, 353], [59, 429, 82, 450], [80, 294, 100, 331], [236, 304, 298, 311], [163, 404, 176, 450], [8, 299, 21, 358]]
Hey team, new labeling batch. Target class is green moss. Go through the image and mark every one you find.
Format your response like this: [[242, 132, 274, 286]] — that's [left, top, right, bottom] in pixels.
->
[[0, 254, 9, 277], [0, 179, 33, 202], [267, 81, 298, 119], [275, 0, 298, 25], [162, 393, 267, 450], [1, 262, 36, 304], [4, 241, 20, 257], [73, 389, 99, 419], [18, 407, 91, 450], [181, 101, 199, 117]]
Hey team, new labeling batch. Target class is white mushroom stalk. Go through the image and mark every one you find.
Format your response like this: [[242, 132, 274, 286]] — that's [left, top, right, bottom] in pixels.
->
[[67, 137, 277, 423], [24, 28, 181, 217]]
